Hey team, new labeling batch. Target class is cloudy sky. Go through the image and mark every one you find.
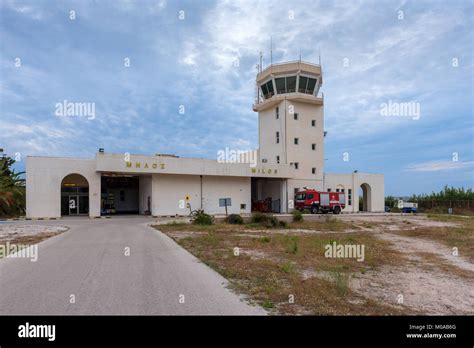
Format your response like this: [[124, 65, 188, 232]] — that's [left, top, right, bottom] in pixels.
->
[[0, 0, 473, 196]]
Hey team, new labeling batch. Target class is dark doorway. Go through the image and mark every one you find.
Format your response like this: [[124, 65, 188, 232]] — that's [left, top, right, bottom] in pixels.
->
[[101, 176, 139, 215]]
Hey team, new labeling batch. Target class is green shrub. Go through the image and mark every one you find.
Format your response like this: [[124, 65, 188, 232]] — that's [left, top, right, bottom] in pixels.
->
[[331, 271, 349, 296], [262, 300, 274, 309], [292, 209, 303, 222], [191, 210, 214, 225], [259, 236, 271, 243], [251, 212, 267, 223], [285, 236, 298, 254], [280, 261, 295, 273], [226, 213, 243, 224], [251, 212, 287, 228]]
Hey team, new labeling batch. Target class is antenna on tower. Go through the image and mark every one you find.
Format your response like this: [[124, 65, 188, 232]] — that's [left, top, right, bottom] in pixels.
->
[[270, 36, 273, 66], [259, 51, 263, 73], [299, 49, 302, 62], [318, 47, 321, 65]]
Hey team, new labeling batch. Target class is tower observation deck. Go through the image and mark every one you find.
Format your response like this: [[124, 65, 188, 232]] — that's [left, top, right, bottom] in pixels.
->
[[253, 60, 323, 112]]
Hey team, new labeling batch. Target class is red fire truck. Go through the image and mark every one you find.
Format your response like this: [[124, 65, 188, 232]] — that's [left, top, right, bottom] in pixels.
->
[[294, 189, 345, 214]]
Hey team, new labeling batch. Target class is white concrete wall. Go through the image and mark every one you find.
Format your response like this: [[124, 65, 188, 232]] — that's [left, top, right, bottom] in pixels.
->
[[324, 173, 385, 212], [258, 100, 324, 182], [151, 174, 251, 216], [26, 157, 101, 218], [139, 175, 152, 214], [202, 176, 251, 215]]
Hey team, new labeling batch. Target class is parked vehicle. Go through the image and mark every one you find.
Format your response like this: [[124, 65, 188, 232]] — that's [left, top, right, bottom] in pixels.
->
[[400, 201, 418, 213], [294, 189, 345, 214]]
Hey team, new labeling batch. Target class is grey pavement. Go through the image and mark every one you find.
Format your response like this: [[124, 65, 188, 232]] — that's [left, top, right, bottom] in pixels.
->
[[0, 217, 266, 315]]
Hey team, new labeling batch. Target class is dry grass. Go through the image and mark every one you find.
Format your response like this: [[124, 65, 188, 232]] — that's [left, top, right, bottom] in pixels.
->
[[154, 220, 410, 315], [395, 215, 474, 263]]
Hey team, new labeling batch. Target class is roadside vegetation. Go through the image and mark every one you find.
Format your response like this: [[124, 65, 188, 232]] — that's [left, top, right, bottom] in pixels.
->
[[0, 153, 25, 218], [154, 213, 411, 315], [386, 186, 474, 216]]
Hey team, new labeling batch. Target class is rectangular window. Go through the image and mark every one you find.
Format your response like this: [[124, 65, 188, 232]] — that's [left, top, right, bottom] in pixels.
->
[[312, 168, 316, 174], [312, 144, 316, 150], [294, 113, 298, 120], [286, 76, 297, 93], [348, 189, 352, 205], [275, 77, 286, 94], [336, 189, 340, 192], [306, 78, 316, 94], [294, 162, 299, 169], [298, 76, 308, 93], [261, 80, 274, 99], [294, 138, 299, 145], [276, 155, 280, 164], [311, 120, 316, 127], [276, 131, 279, 144], [219, 198, 232, 207], [240, 204, 246, 210], [276, 107, 279, 119], [327, 188, 331, 192]]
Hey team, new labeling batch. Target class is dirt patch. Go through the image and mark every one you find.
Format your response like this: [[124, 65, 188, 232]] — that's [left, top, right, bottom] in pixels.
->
[[154, 214, 473, 315], [0, 224, 68, 259], [351, 265, 474, 315], [375, 231, 474, 272]]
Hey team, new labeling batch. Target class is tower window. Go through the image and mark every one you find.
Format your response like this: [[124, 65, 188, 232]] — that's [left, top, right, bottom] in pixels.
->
[[312, 168, 316, 174], [276, 131, 280, 144], [327, 188, 332, 192], [294, 113, 298, 120], [294, 162, 299, 169], [261, 80, 274, 99], [275, 77, 286, 94], [299, 76, 317, 94], [276, 155, 280, 164], [276, 107, 279, 119], [286, 76, 297, 93], [294, 138, 299, 145], [312, 144, 316, 150], [311, 120, 316, 127]]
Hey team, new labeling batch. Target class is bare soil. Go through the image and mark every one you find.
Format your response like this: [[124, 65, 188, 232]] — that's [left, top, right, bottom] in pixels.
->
[[155, 214, 474, 315]]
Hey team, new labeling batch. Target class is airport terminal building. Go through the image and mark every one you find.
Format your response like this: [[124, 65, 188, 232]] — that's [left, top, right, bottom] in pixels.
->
[[26, 61, 384, 218]]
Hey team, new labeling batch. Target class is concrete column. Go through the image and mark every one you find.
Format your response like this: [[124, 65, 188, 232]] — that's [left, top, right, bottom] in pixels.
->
[[88, 173, 101, 218]]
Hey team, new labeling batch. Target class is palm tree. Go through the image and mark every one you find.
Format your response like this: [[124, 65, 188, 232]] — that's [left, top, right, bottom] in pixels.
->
[[0, 156, 25, 216]]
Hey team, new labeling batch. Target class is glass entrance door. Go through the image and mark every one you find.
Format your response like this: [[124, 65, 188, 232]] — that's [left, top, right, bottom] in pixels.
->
[[68, 195, 79, 215], [78, 195, 89, 215]]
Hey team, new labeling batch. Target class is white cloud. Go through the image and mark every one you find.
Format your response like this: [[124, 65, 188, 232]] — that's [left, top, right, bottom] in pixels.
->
[[405, 160, 474, 172]]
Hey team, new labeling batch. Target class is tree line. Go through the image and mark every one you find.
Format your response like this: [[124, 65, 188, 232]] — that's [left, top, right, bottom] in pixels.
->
[[386, 185, 474, 208]]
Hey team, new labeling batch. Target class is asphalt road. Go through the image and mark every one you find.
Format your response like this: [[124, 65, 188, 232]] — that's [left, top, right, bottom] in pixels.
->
[[0, 217, 266, 315]]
